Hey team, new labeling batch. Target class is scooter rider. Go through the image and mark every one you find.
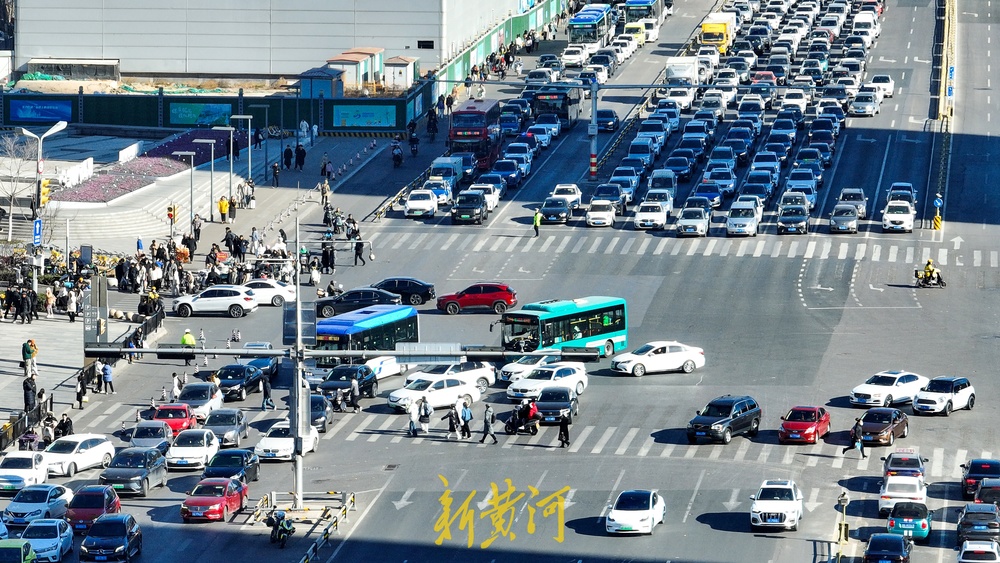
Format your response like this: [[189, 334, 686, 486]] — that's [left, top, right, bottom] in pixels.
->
[[924, 259, 941, 283], [408, 132, 420, 155]]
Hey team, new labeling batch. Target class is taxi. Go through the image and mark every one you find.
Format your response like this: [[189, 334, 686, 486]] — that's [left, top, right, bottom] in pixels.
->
[[881, 449, 928, 479], [886, 502, 933, 543]]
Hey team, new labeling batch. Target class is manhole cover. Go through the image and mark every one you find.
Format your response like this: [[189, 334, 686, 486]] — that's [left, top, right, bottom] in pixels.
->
[[384, 464, 399, 471]]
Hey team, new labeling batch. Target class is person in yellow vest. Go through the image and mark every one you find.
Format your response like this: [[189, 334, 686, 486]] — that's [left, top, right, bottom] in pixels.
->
[[218, 196, 230, 224]]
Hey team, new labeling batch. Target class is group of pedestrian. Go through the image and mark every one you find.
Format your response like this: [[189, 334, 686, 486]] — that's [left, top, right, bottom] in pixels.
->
[[281, 144, 308, 172], [2, 286, 40, 324]]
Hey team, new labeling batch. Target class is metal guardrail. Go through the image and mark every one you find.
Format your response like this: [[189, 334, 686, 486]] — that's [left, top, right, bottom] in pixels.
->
[[1, 396, 55, 452], [248, 494, 274, 526], [370, 150, 450, 223], [294, 493, 357, 563]]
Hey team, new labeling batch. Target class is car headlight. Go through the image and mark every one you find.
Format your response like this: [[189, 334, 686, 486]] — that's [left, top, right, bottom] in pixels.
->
[[870, 393, 882, 399], [37, 543, 58, 553], [181, 504, 190, 511], [878, 428, 890, 436], [79, 546, 89, 554], [129, 475, 142, 481], [314, 416, 326, 424], [559, 408, 571, 416], [27, 509, 42, 517], [114, 546, 125, 553], [711, 424, 724, 431], [209, 503, 223, 511], [224, 431, 235, 440]]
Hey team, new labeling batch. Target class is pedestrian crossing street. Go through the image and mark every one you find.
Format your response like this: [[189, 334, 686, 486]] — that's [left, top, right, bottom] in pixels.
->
[[366, 230, 996, 268], [80, 401, 987, 479]]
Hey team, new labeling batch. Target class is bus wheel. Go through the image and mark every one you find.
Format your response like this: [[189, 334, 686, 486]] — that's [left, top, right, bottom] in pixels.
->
[[602, 340, 614, 358]]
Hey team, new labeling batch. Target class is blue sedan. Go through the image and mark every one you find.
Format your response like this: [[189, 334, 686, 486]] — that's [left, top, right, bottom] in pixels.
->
[[491, 160, 523, 190]]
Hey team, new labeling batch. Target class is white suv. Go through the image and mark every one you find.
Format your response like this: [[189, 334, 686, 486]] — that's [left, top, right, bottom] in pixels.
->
[[172, 285, 258, 318], [749, 480, 804, 531]]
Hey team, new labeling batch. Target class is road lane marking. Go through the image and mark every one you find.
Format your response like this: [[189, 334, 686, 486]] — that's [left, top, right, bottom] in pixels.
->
[[871, 244, 881, 261], [473, 238, 488, 252], [838, 243, 849, 260], [505, 237, 520, 252], [571, 237, 587, 253], [408, 233, 427, 250], [931, 448, 944, 477], [590, 427, 617, 454], [974, 250, 982, 267], [708, 445, 723, 460], [856, 456, 869, 471], [369, 417, 396, 442], [686, 240, 701, 256], [684, 445, 698, 458], [733, 440, 751, 462], [753, 240, 766, 257], [604, 237, 620, 254], [804, 241, 816, 259], [325, 414, 357, 440], [659, 444, 675, 458], [832, 453, 845, 469], [567, 425, 594, 453], [440, 233, 459, 251], [588, 238, 603, 253], [736, 240, 749, 257], [615, 428, 639, 455], [521, 236, 538, 252], [938, 248, 948, 265], [782, 446, 795, 465], [702, 239, 717, 256], [345, 414, 377, 441], [820, 240, 832, 259], [654, 238, 670, 254], [992, 251, 999, 267], [391, 233, 409, 249], [324, 475, 395, 563], [671, 240, 683, 255], [490, 238, 505, 252], [537, 235, 555, 252], [770, 241, 783, 257], [889, 246, 898, 262], [598, 469, 628, 524], [682, 470, 706, 524], [636, 238, 651, 255], [619, 237, 635, 254], [921, 247, 931, 263], [787, 240, 799, 258], [757, 444, 772, 463], [854, 243, 866, 260], [555, 235, 571, 253], [807, 442, 823, 467], [637, 435, 655, 457], [953, 450, 968, 478], [719, 240, 733, 256]]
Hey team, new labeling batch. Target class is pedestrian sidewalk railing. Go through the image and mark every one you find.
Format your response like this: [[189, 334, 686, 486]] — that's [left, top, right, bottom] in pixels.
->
[[283, 491, 357, 563], [247, 494, 274, 526], [1, 395, 56, 453]]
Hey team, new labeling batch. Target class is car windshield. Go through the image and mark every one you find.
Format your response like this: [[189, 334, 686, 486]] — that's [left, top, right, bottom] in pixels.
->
[[216, 367, 246, 380], [779, 207, 805, 218], [833, 207, 856, 217], [841, 191, 864, 202], [889, 457, 922, 469], [311, 397, 327, 410], [191, 484, 226, 497], [110, 452, 146, 469], [790, 171, 813, 181], [133, 426, 167, 439], [179, 387, 210, 401], [404, 380, 433, 391], [88, 521, 126, 538], [681, 209, 705, 220], [70, 493, 105, 508], [924, 379, 954, 393], [785, 409, 817, 422], [542, 199, 565, 209], [0, 457, 32, 469], [866, 375, 898, 386], [538, 389, 570, 402], [886, 482, 920, 494], [701, 403, 732, 418], [756, 487, 794, 501], [863, 411, 892, 424], [666, 158, 688, 167], [590, 203, 612, 213], [174, 433, 206, 447], [638, 204, 661, 214], [730, 208, 755, 219], [526, 370, 556, 381], [208, 454, 243, 468], [45, 440, 79, 454], [456, 195, 479, 205], [205, 413, 236, 426], [266, 426, 292, 438], [13, 488, 49, 503], [554, 188, 576, 196], [614, 492, 651, 511], [886, 205, 911, 215], [21, 524, 59, 539]]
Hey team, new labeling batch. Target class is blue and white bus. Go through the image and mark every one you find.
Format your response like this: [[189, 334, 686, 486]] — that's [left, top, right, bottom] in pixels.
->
[[569, 5, 615, 54], [498, 296, 628, 357], [313, 305, 419, 368], [624, 0, 664, 24]]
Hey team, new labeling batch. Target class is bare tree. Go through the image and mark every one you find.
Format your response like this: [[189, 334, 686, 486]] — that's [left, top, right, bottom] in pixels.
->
[[0, 134, 35, 241]]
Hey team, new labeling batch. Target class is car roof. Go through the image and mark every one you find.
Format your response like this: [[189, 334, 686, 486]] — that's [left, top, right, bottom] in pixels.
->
[[76, 484, 115, 494]]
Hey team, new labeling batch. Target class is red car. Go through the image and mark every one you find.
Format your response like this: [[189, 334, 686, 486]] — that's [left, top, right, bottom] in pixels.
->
[[65, 484, 121, 533], [778, 406, 831, 444], [153, 404, 198, 436], [181, 477, 249, 522], [436, 282, 517, 315]]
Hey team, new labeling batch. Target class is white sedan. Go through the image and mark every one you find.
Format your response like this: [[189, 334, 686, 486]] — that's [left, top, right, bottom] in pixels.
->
[[868, 74, 895, 98], [43, 434, 116, 477], [633, 202, 669, 230], [404, 362, 496, 393], [0, 452, 47, 491], [243, 278, 296, 307], [675, 208, 710, 237], [605, 489, 665, 535], [21, 519, 74, 563], [882, 201, 916, 233], [386, 376, 482, 413], [2, 485, 74, 525], [611, 341, 706, 377], [254, 420, 320, 461], [586, 200, 617, 227], [851, 370, 929, 407], [498, 351, 563, 384], [525, 126, 552, 148], [550, 184, 583, 209], [878, 476, 927, 516], [166, 429, 220, 470], [506, 362, 589, 401], [404, 189, 439, 218]]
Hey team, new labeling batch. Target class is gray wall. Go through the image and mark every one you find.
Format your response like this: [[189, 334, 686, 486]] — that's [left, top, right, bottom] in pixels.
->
[[15, 0, 526, 76]]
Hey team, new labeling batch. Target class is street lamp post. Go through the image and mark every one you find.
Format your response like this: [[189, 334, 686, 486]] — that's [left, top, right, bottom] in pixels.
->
[[230, 115, 253, 184], [15, 120, 68, 220], [211, 126, 235, 203], [172, 151, 196, 237], [249, 104, 270, 182], [192, 139, 216, 222]]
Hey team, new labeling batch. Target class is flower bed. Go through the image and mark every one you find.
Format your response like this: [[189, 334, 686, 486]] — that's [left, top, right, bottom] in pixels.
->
[[51, 157, 188, 203]]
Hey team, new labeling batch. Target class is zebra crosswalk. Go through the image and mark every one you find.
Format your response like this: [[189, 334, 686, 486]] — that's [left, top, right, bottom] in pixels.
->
[[365, 230, 996, 268]]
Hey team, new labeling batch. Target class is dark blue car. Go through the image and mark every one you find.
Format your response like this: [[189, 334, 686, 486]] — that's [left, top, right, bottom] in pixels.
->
[[491, 159, 523, 190]]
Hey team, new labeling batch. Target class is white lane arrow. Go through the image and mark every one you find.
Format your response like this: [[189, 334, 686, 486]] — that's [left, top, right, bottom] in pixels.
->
[[878, 56, 898, 63], [812, 285, 835, 291], [869, 284, 885, 292], [804, 488, 822, 512], [723, 489, 742, 512], [563, 488, 577, 509], [913, 57, 930, 64], [856, 135, 878, 143], [962, 11, 979, 16], [476, 489, 494, 511], [951, 236, 964, 250], [392, 488, 416, 510]]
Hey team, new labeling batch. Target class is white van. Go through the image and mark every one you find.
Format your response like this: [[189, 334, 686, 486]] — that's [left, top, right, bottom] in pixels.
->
[[640, 18, 660, 42], [852, 13, 881, 37]]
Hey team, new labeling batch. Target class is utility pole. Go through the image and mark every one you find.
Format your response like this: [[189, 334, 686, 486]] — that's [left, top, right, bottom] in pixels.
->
[[292, 218, 305, 509]]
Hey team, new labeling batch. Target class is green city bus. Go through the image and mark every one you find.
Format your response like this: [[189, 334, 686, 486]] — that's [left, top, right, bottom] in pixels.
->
[[498, 296, 628, 356]]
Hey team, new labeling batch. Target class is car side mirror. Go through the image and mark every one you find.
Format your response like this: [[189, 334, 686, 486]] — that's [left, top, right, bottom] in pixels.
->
[[749, 495, 756, 501], [695, 410, 702, 416]]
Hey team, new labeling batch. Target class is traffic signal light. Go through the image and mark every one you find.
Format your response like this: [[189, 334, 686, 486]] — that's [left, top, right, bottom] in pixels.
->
[[38, 179, 51, 208], [167, 205, 175, 222]]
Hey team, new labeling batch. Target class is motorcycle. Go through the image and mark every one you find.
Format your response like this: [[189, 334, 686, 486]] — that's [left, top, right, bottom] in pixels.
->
[[914, 269, 946, 288], [503, 408, 540, 435], [391, 146, 403, 168], [317, 282, 344, 299], [267, 511, 295, 548], [409, 135, 420, 156]]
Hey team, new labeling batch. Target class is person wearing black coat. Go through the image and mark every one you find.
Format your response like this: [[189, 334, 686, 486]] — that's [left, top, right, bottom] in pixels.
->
[[558, 413, 571, 448], [23, 374, 37, 414], [283, 146, 293, 170]]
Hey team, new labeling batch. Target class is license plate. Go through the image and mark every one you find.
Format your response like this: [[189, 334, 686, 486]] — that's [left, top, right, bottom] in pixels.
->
[[75, 524, 87, 529], [790, 433, 800, 439], [787, 227, 797, 232], [685, 227, 695, 232], [619, 526, 633, 531], [695, 431, 706, 436], [264, 453, 276, 458], [112, 484, 124, 489], [192, 512, 203, 517], [863, 436, 873, 441], [1, 485, 13, 490], [176, 460, 188, 464], [96, 557, 107, 561], [975, 525, 988, 531], [544, 417, 555, 422], [548, 216, 557, 220], [12, 519, 24, 524], [767, 518, 779, 523], [899, 523, 914, 529], [461, 215, 470, 219], [879, 560, 891, 563]]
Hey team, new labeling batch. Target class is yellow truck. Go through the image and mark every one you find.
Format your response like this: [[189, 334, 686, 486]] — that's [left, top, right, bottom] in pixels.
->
[[700, 12, 738, 54]]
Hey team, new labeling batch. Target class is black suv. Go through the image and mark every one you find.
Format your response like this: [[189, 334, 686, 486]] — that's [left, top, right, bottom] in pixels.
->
[[592, 184, 626, 214], [687, 395, 761, 444], [957, 502, 1000, 545], [317, 364, 378, 399], [451, 192, 488, 225], [975, 478, 1000, 505], [961, 459, 1000, 499]]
